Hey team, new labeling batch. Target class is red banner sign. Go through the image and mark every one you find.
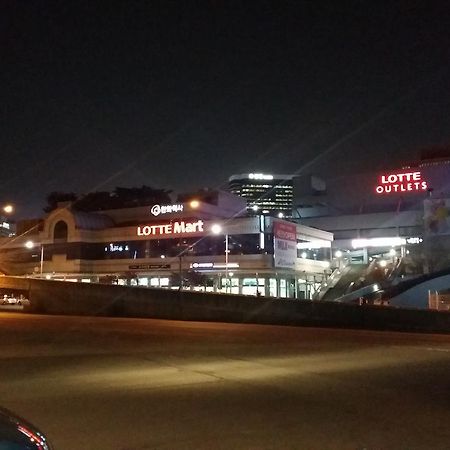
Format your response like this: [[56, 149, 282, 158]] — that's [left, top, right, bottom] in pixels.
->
[[273, 220, 297, 269]]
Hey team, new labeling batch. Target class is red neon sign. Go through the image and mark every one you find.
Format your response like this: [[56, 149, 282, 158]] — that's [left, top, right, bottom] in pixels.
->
[[375, 171, 428, 194]]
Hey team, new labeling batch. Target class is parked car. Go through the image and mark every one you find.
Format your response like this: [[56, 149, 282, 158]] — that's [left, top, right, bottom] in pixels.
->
[[0, 406, 53, 449], [1, 295, 30, 306], [1, 295, 15, 305]]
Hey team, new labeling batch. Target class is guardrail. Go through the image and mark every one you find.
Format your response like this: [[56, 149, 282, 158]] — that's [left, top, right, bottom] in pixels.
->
[[0, 276, 449, 333]]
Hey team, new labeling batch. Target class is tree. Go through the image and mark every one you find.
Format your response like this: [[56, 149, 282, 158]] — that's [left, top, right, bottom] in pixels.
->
[[112, 186, 172, 207], [43, 192, 77, 213], [74, 186, 173, 211], [75, 191, 115, 211], [43, 185, 173, 214]]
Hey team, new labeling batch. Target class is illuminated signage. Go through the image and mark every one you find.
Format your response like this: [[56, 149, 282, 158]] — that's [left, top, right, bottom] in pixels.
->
[[375, 171, 428, 194], [296, 240, 332, 249], [352, 236, 423, 248], [129, 264, 170, 270], [137, 220, 204, 237], [352, 237, 406, 248], [406, 237, 423, 244], [248, 173, 274, 180], [190, 262, 240, 269], [273, 220, 297, 269], [104, 243, 129, 252], [150, 203, 184, 216]]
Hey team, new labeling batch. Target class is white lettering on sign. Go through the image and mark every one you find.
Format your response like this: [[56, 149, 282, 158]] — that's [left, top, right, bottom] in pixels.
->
[[248, 173, 274, 180], [406, 237, 423, 244], [137, 220, 204, 237], [104, 243, 130, 252], [150, 204, 184, 216], [375, 171, 428, 194]]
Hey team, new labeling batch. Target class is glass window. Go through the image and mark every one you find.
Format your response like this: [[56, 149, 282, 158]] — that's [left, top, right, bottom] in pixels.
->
[[279, 279, 287, 298], [242, 278, 257, 296], [269, 278, 277, 297], [138, 277, 148, 286]]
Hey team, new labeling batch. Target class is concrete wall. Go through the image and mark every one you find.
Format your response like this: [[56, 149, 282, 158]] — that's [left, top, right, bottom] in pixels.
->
[[0, 277, 449, 333]]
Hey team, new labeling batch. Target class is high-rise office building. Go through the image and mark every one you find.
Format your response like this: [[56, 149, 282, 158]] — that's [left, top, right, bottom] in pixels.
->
[[228, 173, 295, 217]]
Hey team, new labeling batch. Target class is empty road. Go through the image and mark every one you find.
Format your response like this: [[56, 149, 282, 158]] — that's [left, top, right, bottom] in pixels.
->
[[0, 312, 449, 449]]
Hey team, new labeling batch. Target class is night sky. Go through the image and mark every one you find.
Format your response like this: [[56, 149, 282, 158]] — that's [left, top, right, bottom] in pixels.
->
[[1, 1, 450, 217]]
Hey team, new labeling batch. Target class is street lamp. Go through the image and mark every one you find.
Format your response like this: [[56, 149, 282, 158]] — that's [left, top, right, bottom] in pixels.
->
[[212, 224, 229, 292], [190, 199, 200, 209], [2, 204, 14, 214], [25, 240, 44, 276]]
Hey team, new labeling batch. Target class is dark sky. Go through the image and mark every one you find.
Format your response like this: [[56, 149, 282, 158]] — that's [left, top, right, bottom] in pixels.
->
[[1, 1, 450, 217]]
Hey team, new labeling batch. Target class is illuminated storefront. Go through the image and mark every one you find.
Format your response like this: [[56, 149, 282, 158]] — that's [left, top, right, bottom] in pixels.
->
[[0, 195, 333, 299]]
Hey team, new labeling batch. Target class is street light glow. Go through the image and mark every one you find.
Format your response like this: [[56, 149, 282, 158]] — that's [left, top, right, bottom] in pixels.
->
[[335, 250, 343, 258], [25, 240, 34, 249], [211, 224, 222, 235], [190, 200, 200, 209], [352, 237, 406, 248], [3, 204, 13, 214]]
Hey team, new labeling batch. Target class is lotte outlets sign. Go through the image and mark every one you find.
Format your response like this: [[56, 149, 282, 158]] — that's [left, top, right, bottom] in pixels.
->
[[375, 170, 428, 195]]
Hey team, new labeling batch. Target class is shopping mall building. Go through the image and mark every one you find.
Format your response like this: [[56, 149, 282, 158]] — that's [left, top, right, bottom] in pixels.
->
[[0, 190, 332, 299], [294, 150, 450, 272]]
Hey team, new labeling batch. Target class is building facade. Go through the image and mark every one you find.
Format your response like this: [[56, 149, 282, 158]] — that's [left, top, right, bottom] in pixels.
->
[[0, 192, 332, 299], [228, 173, 295, 217], [294, 153, 450, 272]]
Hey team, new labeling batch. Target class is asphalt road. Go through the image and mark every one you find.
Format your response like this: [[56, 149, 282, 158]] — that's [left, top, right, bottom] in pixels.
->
[[0, 313, 449, 450]]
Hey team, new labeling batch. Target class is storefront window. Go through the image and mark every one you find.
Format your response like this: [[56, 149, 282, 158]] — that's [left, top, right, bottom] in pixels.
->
[[296, 247, 330, 261], [138, 277, 148, 286], [242, 278, 257, 296], [257, 278, 265, 296], [279, 279, 287, 298], [230, 277, 239, 294], [269, 278, 277, 297], [297, 278, 307, 299]]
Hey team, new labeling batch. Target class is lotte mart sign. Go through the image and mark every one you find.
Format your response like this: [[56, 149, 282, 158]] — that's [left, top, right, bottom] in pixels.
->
[[137, 220, 204, 237], [375, 170, 428, 194]]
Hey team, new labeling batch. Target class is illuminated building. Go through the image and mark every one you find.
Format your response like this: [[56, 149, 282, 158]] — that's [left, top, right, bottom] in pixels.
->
[[0, 190, 332, 300], [228, 173, 295, 217], [294, 152, 450, 271]]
